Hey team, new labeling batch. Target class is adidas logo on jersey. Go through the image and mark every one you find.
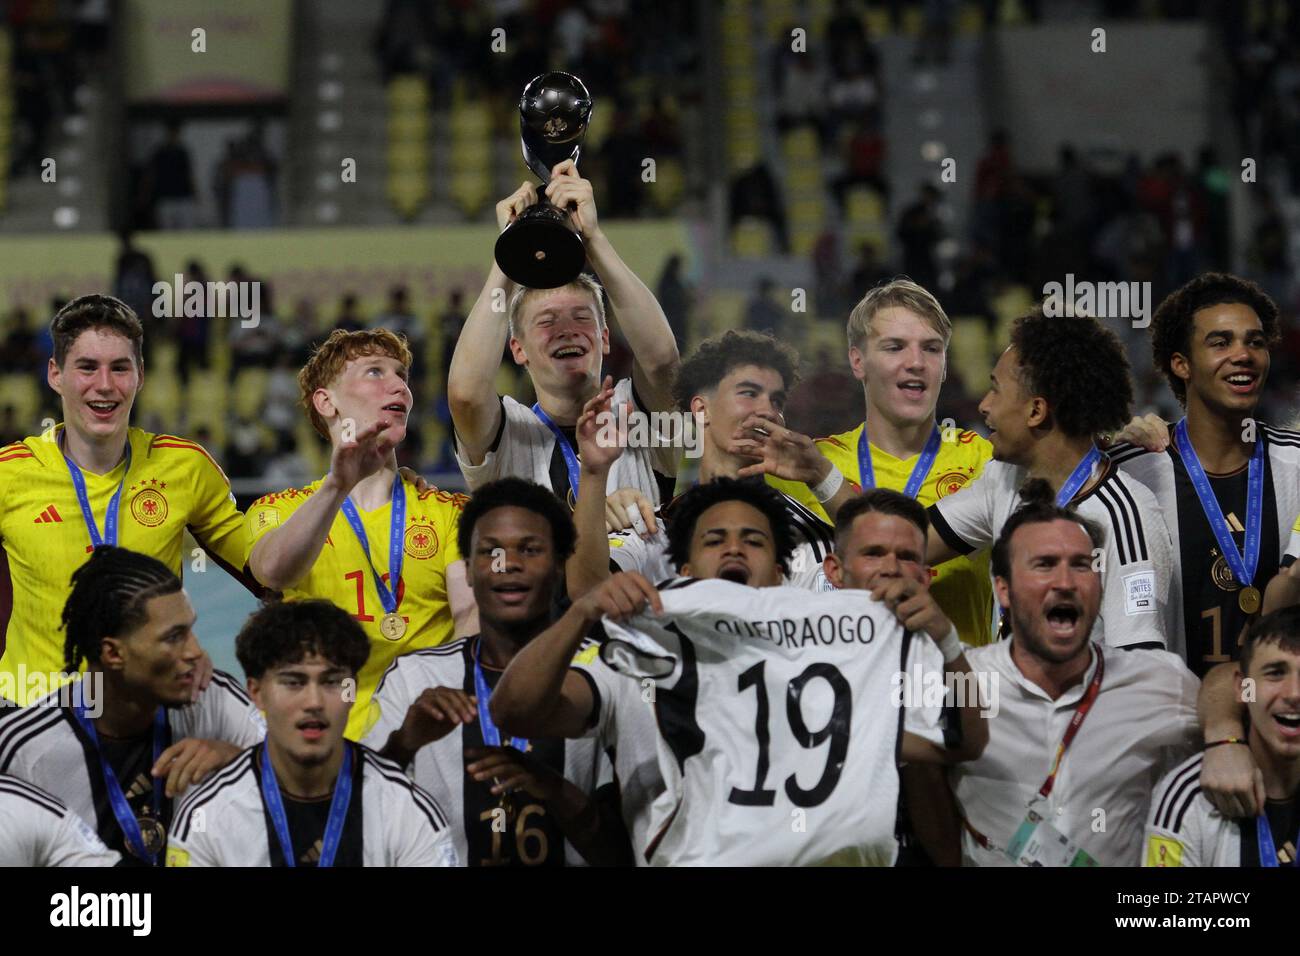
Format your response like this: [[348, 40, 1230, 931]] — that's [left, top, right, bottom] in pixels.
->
[[33, 505, 63, 524]]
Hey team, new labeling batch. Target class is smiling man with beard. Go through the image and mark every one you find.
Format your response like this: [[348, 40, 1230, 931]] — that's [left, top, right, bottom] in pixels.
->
[[948, 482, 1201, 867], [246, 329, 476, 741], [365, 478, 629, 867]]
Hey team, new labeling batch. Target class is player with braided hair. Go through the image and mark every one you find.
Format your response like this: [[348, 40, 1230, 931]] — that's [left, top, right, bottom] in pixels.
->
[[0, 546, 264, 866]]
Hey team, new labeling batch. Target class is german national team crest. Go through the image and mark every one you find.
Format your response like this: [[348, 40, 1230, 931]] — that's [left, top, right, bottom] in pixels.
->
[[933, 468, 974, 499], [404, 522, 439, 559], [130, 483, 169, 527]]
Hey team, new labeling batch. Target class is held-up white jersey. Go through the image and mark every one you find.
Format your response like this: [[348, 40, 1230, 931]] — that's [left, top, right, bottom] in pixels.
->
[[165, 743, 459, 867], [455, 379, 677, 506], [608, 490, 836, 591], [600, 578, 945, 866], [570, 640, 665, 860], [0, 773, 120, 866], [929, 458, 1179, 652]]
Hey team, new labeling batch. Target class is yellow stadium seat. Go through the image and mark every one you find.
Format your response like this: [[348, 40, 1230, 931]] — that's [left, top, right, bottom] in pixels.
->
[[585, 104, 612, 151], [387, 76, 428, 110], [732, 218, 775, 258], [231, 368, 270, 420], [845, 186, 886, 226], [949, 316, 992, 397], [450, 170, 491, 218], [865, 8, 891, 34], [0, 374, 39, 423], [648, 157, 685, 213], [387, 111, 428, 141], [388, 172, 430, 219], [386, 141, 429, 174], [781, 128, 819, 163]]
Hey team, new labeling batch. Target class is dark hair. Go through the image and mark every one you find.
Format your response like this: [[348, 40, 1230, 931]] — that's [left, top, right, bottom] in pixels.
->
[[50, 294, 145, 370], [671, 330, 801, 413], [666, 477, 796, 575], [1150, 272, 1281, 407], [1240, 605, 1300, 675], [235, 600, 370, 680], [62, 546, 182, 672], [457, 477, 577, 561], [1008, 308, 1132, 438], [990, 479, 1105, 581], [833, 488, 928, 554]]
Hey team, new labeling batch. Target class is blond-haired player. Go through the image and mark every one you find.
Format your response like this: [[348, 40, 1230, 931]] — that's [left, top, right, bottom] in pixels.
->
[[749, 279, 995, 645], [246, 328, 475, 740], [447, 160, 680, 509]]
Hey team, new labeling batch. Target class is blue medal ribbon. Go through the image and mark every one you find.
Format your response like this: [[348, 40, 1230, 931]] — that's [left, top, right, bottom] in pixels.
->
[[339, 471, 405, 617], [473, 640, 528, 752], [532, 403, 581, 503], [1173, 419, 1264, 590], [73, 702, 168, 863], [856, 424, 942, 499], [260, 740, 353, 868], [1055, 445, 1102, 507], [1256, 810, 1296, 867], [61, 437, 132, 548]]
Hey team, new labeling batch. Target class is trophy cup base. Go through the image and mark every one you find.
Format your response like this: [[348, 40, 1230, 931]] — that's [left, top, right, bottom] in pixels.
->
[[494, 213, 587, 289]]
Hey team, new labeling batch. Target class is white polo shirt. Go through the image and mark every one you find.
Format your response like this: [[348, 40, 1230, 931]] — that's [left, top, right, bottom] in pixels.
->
[[950, 638, 1200, 867]]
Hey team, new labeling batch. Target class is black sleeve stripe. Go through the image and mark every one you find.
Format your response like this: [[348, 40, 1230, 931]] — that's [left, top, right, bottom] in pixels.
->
[[927, 504, 977, 557], [782, 496, 835, 561], [374, 642, 464, 695], [660, 577, 700, 591], [1093, 485, 1135, 565], [1107, 443, 1152, 465], [0, 775, 67, 816], [1109, 476, 1150, 560], [570, 666, 603, 730], [173, 749, 256, 841], [360, 749, 450, 830], [1155, 756, 1203, 831], [0, 707, 63, 773], [209, 670, 253, 706]]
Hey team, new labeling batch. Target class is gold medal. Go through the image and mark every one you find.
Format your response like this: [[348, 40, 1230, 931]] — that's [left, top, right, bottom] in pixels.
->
[[136, 814, 167, 858], [380, 612, 407, 641], [1238, 586, 1262, 615]]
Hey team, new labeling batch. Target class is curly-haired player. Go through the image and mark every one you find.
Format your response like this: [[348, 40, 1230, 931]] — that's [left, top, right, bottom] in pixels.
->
[[244, 328, 475, 741], [1110, 273, 1299, 670], [927, 307, 1180, 651]]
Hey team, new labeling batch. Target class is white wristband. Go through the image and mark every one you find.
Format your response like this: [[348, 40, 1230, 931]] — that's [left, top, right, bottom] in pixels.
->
[[811, 464, 845, 503], [936, 625, 964, 664]]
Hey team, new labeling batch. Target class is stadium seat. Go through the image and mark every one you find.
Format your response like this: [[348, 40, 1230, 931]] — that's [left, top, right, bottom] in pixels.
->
[[648, 157, 685, 213], [731, 217, 776, 258], [386, 76, 428, 111], [231, 368, 270, 420], [0, 374, 39, 424], [450, 169, 491, 218], [387, 171, 430, 219], [949, 316, 992, 397]]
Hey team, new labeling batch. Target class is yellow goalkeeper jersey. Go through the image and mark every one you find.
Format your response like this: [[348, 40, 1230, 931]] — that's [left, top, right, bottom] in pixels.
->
[[0, 426, 252, 704], [247, 477, 468, 740], [768, 423, 996, 646]]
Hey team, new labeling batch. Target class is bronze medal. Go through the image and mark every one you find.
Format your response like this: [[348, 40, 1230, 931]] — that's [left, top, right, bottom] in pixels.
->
[[1238, 586, 1262, 615], [380, 612, 407, 641], [137, 814, 167, 858]]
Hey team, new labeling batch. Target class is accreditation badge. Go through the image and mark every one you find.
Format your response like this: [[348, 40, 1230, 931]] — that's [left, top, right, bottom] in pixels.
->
[[1005, 807, 1099, 867]]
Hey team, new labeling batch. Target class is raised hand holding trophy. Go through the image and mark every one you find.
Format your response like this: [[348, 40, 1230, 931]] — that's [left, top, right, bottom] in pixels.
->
[[493, 72, 594, 289]]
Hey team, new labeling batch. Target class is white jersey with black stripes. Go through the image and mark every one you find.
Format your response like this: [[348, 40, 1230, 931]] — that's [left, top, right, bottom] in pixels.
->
[[928, 457, 1180, 653], [0, 773, 120, 866], [165, 743, 459, 867]]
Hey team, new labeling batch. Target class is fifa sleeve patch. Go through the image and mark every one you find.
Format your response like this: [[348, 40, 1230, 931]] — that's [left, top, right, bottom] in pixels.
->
[[165, 846, 191, 867], [1122, 571, 1156, 616], [572, 641, 600, 666], [1145, 835, 1182, 867], [251, 507, 280, 533]]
